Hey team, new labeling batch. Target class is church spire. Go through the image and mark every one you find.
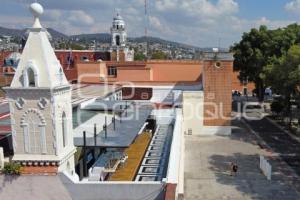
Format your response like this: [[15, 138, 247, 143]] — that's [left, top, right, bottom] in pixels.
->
[[10, 2, 69, 88]]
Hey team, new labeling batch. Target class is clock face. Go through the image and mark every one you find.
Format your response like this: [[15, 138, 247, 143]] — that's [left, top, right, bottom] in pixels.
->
[[214, 61, 222, 69]]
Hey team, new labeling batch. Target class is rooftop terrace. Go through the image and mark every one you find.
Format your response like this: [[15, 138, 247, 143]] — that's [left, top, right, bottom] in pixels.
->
[[74, 104, 152, 148]]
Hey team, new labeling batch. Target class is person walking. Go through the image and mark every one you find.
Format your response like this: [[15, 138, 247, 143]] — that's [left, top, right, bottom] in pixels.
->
[[230, 162, 238, 176]]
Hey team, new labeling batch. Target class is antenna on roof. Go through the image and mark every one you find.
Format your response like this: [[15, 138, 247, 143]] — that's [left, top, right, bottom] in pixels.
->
[[145, 0, 149, 60]]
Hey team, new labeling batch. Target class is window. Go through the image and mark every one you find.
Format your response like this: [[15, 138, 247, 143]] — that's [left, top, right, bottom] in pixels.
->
[[27, 68, 36, 87], [80, 56, 89, 61], [62, 112, 68, 148], [115, 35, 120, 46], [23, 66, 38, 87], [108, 66, 117, 77]]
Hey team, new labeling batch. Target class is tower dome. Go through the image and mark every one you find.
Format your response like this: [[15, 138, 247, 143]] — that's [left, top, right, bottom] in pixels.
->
[[112, 12, 125, 29], [114, 13, 123, 21]]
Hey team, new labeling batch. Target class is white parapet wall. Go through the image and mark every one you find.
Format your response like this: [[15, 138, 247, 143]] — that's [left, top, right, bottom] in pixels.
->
[[60, 172, 165, 200], [182, 91, 203, 135], [166, 109, 184, 198]]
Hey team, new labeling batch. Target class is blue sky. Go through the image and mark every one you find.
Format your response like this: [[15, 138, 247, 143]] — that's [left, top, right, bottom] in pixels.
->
[[1, 0, 300, 47]]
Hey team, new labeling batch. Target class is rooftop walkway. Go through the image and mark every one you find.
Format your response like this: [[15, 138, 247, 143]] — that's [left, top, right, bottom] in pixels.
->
[[74, 107, 152, 148], [109, 132, 152, 181]]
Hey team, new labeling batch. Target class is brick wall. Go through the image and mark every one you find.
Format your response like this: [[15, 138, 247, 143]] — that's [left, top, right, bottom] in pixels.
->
[[165, 183, 177, 200], [203, 61, 233, 126], [21, 165, 58, 175], [231, 71, 255, 94], [111, 50, 125, 62]]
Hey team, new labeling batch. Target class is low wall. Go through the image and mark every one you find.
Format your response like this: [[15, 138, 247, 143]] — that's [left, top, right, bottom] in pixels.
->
[[202, 126, 232, 136], [165, 109, 184, 199], [60, 173, 166, 200]]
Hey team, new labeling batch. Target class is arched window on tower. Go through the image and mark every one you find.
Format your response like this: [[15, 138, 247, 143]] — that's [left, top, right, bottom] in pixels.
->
[[27, 68, 36, 87], [62, 112, 68, 148], [116, 35, 120, 46]]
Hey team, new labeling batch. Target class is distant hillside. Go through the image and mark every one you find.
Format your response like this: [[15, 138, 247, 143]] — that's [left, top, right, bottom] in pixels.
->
[[0, 27, 23, 37], [46, 28, 68, 39], [128, 36, 198, 49], [70, 33, 111, 43], [71, 33, 200, 49], [0, 26, 201, 49], [0, 26, 68, 39]]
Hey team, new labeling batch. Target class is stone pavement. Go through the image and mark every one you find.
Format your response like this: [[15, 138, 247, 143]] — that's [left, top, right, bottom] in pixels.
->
[[184, 120, 300, 200]]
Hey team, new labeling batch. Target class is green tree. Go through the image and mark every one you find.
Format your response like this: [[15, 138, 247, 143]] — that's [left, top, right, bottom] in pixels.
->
[[69, 43, 85, 50], [57, 42, 84, 50], [232, 26, 273, 101], [232, 24, 300, 102], [151, 50, 168, 60], [134, 52, 146, 61], [267, 45, 300, 125]]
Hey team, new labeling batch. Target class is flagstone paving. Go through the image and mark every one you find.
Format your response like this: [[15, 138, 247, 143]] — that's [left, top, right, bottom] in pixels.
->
[[184, 120, 300, 200]]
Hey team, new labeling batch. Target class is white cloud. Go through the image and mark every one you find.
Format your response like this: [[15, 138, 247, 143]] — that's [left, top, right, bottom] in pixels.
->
[[155, 0, 238, 19], [44, 9, 62, 21], [254, 17, 295, 29], [285, 0, 300, 14], [0, 0, 297, 47], [67, 10, 95, 26]]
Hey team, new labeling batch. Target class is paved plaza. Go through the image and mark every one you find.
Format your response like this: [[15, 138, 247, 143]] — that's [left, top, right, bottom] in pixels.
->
[[184, 120, 300, 200]]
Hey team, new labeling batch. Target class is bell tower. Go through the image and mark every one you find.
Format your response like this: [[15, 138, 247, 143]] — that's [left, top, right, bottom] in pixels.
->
[[110, 11, 134, 61], [4, 3, 76, 174], [111, 11, 127, 48]]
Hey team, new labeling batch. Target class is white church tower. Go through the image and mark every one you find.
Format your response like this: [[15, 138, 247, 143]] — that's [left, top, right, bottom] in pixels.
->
[[111, 12, 127, 48], [4, 3, 76, 174], [110, 11, 134, 61]]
